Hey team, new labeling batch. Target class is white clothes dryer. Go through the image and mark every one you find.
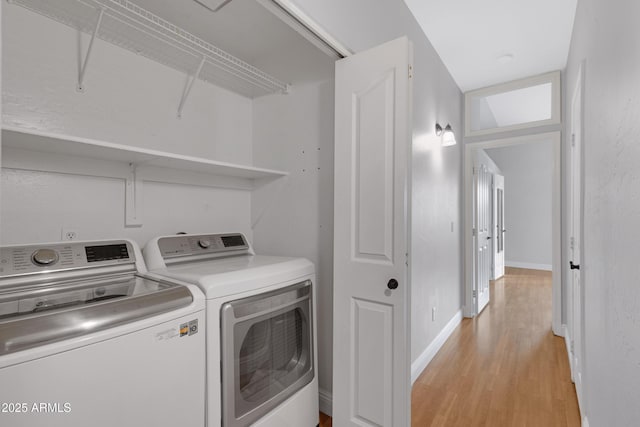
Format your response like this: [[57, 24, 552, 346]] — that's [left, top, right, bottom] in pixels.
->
[[143, 233, 318, 427], [0, 239, 206, 427]]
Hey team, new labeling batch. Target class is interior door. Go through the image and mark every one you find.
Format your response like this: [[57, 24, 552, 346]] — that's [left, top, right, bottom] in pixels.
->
[[333, 36, 412, 427], [493, 174, 505, 279], [474, 164, 492, 313], [569, 65, 584, 412]]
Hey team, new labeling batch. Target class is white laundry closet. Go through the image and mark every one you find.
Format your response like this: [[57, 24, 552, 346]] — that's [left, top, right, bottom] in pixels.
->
[[1, 0, 337, 415]]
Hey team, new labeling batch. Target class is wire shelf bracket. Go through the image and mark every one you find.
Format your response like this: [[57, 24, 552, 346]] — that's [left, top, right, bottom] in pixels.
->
[[177, 56, 206, 119], [77, 7, 104, 93]]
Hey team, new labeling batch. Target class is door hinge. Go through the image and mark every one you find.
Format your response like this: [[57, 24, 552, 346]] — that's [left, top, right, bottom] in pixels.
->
[[571, 133, 576, 147], [472, 228, 477, 237], [570, 236, 575, 250], [408, 64, 413, 78], [472, 290, 477, 298], [570, 340, 575, 354]]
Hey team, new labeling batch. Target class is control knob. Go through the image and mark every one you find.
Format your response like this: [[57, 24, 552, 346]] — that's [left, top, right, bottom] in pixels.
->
[[31, 249, 59, 266], [198, 239, 212, 249]]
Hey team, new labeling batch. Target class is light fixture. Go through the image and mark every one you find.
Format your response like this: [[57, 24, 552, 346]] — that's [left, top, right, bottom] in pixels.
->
[[435, 123, 457, 147]]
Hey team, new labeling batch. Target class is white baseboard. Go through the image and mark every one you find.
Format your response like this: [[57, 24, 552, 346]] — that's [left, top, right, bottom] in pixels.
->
[[559, 323, 567, 338], [505, 261, 552, 271], [563, 324, 574, 381], [318, 387, 332, 416], [411, 310, 463, 384], [582, 416, 589, 427]]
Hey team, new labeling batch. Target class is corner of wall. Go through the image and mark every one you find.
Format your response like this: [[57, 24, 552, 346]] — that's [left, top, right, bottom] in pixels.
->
[[319, 387, 333, 416], [411, 310, 462, 384]]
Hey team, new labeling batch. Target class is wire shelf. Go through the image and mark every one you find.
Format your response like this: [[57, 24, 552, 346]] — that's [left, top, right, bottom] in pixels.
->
[[11, 0, 290, 98]]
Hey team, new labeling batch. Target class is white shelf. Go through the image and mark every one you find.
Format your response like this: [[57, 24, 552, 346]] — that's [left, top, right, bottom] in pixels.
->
[[2, 126, 288, 181], [1, 126, 288, 226], [11, 0, 289, 98]]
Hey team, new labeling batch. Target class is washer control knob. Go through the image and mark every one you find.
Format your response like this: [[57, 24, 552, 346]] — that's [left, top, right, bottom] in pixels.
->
[[31, 249, 59, 266], [198, 239, 212, 249]]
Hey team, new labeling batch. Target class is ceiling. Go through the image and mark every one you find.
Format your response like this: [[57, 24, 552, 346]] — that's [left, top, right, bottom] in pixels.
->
[[403, 0, 578, 92]]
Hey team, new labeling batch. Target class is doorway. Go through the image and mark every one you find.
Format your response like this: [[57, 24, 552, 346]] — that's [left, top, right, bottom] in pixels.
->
[[463, 132, 562, 335]]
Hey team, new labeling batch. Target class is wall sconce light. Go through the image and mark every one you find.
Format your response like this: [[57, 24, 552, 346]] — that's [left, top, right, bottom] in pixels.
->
[[435, 123, 457, 147]]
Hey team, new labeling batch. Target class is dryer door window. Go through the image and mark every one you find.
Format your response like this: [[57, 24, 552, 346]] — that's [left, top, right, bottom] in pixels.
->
[[221, 281, 314, 427]]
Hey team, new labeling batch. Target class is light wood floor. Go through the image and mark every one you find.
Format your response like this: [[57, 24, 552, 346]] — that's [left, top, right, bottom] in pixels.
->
[[320, 268, 580, 427]]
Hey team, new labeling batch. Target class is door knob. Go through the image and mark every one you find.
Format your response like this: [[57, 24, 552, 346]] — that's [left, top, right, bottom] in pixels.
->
[[387, 278, 399, 290], [486, 236, 492, 240], [570, 261, 580, 270]]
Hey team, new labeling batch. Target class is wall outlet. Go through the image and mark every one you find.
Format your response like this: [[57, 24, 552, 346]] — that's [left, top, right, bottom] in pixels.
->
[[62, 228, 78, 241], [432, 307, 437, 322]]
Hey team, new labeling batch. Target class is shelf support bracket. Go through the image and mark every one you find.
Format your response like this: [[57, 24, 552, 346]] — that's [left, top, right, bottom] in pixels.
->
[[77, 8, 105, 93], [177, 56, 206, 118], [125, 163, 143, 227]]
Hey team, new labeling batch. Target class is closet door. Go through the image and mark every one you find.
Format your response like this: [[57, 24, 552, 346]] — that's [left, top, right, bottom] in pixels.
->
[[333, 36, 413, 427]]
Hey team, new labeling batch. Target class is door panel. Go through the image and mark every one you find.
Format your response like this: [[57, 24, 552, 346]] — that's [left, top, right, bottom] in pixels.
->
[[354, 71, 395, 262], [353, 298, 392, 426], [570, 65, 584, 413], [333, 36, 412, 427], [475, 164, 491, 313], [493, 174, 505, 279]]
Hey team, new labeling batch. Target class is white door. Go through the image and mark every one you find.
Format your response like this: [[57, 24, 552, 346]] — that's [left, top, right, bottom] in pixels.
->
[[474, 164, 492, 313], [333, 36, 412, 427], [569, 65, 584, 412], [493, 174, 505, 279]]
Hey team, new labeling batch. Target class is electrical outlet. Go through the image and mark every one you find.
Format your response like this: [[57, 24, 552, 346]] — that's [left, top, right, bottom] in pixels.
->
[[432, 307, 437, 322], [62, 228, 78, 241]]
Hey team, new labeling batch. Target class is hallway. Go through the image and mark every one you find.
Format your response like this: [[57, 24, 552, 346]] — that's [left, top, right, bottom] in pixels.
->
[[411, 268, 580, 426]]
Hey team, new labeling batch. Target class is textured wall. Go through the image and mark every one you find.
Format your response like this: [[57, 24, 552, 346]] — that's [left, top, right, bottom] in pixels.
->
[[1, 4, 254, 245], [564, 0, 640, 424], [486, 140, 553, 269]]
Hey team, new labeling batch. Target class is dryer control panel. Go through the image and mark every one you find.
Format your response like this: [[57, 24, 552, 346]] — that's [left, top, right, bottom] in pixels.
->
[[158, 233, 249, 259]]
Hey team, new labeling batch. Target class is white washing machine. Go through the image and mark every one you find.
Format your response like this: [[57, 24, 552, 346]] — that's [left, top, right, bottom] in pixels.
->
[[0, 239, 206, 427], [143, 233, 318, 427]]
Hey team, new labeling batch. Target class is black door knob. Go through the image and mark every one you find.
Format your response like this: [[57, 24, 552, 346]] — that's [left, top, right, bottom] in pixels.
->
[[387, 278, 399, 290], [570, 261, 580, 270]]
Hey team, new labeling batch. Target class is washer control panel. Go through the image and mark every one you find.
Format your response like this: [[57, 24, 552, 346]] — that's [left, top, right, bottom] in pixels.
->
[[0, 241, 135, 277], [158, 233, 249, 259]]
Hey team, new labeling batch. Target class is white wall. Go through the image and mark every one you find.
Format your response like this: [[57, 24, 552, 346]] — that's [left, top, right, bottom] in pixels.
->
[[564, 0, 640, 424], [251, 80, 335, 408], [473, 148, 501, 174], [1, 5, 254, 245], [486, 140, 553, 270], [288, 0, 464, 393]]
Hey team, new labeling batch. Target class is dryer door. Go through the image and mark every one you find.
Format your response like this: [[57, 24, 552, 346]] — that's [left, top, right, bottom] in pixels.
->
[[221, 281, 314, 427]]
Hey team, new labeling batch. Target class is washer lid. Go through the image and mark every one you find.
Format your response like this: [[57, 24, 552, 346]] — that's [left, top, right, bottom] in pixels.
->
[[0, 274, 193, 356], [153, 255, 314, 299]]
